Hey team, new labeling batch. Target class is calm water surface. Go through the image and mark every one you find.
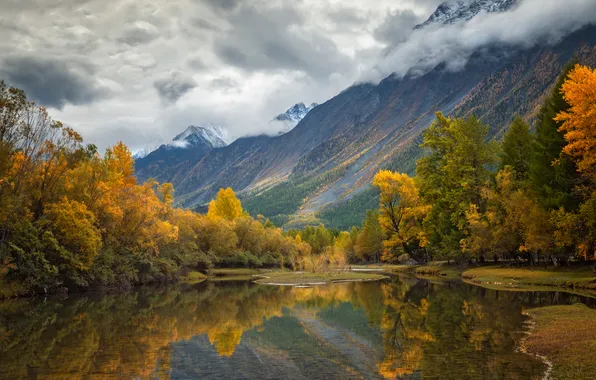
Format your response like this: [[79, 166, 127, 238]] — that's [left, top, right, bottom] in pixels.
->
[[0, 275, 594, 379]]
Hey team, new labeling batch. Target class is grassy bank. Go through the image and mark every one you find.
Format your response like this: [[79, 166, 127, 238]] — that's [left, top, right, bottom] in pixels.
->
[[209, 268, 266, 277], [525, 304, 596, 380], [350, 264, 410, 272], [253, 271, 388, 286], [414, 264, 461, 280], [462, 266, 596, 292], [350, 263, 462, 280]]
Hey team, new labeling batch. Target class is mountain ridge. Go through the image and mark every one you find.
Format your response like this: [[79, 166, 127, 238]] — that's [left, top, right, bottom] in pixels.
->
[[273, 102, 319, 135], [415, 0, 519, 29], [130, 0, 596, 229]]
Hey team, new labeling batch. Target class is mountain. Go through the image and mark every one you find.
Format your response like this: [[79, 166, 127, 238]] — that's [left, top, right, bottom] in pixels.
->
[[273, 102, 319, 134], [415, 0, 519, 29], [173, 125, 230, 148], [135, 125, 232, 184], [274, 102, 319, 124], [132, 145, 160, 159], [134, 1, 596, 229]]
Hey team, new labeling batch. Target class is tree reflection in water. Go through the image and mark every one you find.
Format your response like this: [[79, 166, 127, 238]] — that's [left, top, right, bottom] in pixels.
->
[[0, 276, 592, 379]]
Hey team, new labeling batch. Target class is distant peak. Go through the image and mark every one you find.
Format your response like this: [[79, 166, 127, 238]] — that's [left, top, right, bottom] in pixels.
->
[[173, 125, 231, 148], [273, 102, 319, 134], [415, 0, 519, 29]]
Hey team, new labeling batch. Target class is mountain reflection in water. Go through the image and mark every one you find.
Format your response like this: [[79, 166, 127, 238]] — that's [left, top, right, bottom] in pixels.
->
[[1, 275, 593, 379]]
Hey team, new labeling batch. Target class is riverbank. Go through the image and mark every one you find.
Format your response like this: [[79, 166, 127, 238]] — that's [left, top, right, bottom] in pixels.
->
[[414, 264, 461, 279], [253, 271, 388, 286], [524, 304, 596, 380], [462, 266, 596, 292]]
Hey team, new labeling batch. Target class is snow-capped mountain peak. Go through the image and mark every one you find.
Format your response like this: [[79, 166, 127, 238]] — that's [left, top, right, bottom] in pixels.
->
[[133, 125, 231, 159], [173, 125, 231, 148], [274, 102, 318, 124], [272, 102, 319, 135], [415, 0, 519, 29], [132, 145, 161, 159]]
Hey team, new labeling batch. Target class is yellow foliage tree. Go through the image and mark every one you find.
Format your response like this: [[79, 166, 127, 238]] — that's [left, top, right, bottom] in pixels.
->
[[372, 170, 429, 262], [45, 197, 102, 271], [556, 64, 596, 177], [207, 188, 243, 221]]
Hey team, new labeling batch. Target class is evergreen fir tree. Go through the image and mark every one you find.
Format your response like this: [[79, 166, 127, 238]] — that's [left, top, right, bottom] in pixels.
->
[[529, 60, 580, 211], [500, 116, 533, 181]]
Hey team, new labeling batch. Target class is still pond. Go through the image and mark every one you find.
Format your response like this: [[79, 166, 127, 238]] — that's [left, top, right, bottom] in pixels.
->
[[0, 274, 594, 379]]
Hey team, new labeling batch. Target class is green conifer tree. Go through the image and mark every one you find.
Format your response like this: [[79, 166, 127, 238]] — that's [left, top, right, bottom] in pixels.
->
[[500, 116, 533, 181], [529, 60, 580, 211]]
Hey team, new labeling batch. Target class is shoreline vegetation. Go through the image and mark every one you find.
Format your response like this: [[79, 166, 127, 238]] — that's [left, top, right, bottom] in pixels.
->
[[524, 304, 596, 380], [176, 262, 596, 294], [462, 265, 596, 292], [252, 271, 388, 286]]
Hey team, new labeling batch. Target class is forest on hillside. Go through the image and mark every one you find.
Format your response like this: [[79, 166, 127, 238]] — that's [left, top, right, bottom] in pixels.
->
[[360, 63, 596, 265], [1, 62, 595, 298]]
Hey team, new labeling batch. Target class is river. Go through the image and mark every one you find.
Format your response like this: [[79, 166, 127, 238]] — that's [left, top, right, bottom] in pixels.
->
[[0, 274, 593, 379]]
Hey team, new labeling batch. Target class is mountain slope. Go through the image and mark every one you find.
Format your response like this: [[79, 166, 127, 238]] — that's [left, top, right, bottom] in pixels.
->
[[132, 1, 596, 229], [243, 27, 596, 228]]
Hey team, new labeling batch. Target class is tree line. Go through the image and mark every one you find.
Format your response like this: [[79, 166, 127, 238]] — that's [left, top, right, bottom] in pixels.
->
[[1, 62, 594, 296], [0, 82, 315, 296], [369, 63, 596, 265]]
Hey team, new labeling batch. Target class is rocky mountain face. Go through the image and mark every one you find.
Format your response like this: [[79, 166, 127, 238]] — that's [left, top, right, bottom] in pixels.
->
[[415, 0, 519, 28], [133, 0, 596, 229], [273, 102, 319, 134], [135, 125, 232, 185], [173, 125, 230, 148]]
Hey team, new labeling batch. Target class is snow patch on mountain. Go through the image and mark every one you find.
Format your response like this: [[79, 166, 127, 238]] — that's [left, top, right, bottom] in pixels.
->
[[272, 102, 319, 134], [132, 145, 161, 159], [415, 0, 519, 29], [173, 125, 231, 148], [132, 125, 232, 159]]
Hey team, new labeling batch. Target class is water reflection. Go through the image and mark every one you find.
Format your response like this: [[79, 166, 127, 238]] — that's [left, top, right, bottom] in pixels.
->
[[0, 276, 593, 379]]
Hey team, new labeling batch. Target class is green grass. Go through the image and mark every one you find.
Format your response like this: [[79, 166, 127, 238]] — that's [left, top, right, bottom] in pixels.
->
[[253, 271, 388, 286], [525, 304, 596, 380], [350, 262, 462, 280], [462, 266, 596, 291], [350, 264, 411, 272], [415, 264, 461, 280]]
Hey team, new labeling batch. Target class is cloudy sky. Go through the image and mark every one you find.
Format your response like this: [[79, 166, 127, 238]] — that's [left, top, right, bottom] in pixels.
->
[[1, 0, 595, 152]]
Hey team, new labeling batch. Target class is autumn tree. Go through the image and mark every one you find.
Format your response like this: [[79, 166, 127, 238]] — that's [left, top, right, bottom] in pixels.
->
[[207, 188, 243, 221], [43, 197, 102, 284], [373, 170, 429, 263], [417, 113, 497, 260], [551, 64, 596, 260], [355, 210, 383, 263], [555, 64, 596, 178]]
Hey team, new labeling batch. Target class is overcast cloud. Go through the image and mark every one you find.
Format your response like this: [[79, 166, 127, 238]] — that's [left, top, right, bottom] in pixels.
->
[[0, 0, 594, 152]]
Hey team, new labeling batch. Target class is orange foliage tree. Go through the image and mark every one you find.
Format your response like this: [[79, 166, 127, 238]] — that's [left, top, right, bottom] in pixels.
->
[[556, 64, 596, 177]]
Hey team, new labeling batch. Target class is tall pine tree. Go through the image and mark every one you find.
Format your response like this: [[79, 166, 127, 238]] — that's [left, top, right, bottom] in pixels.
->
[[530, 60, 580, 211], [500, 116, 533, 181]]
